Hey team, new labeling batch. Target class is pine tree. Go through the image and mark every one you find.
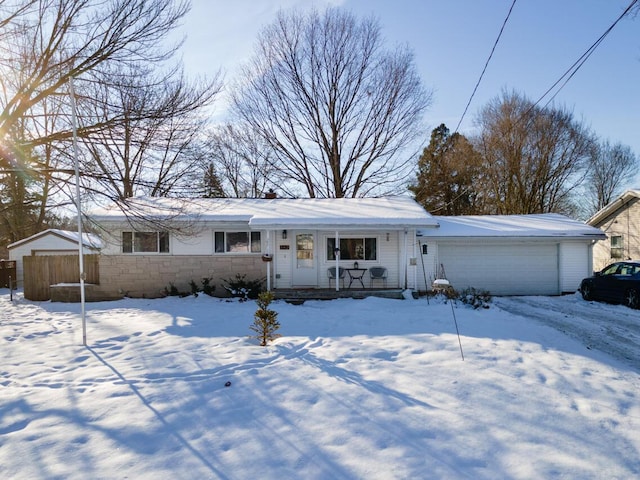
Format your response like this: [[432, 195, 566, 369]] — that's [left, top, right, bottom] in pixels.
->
[[202, 163, 226, 198], [409, 124, 482, 215], [250, 291, 281, 346]]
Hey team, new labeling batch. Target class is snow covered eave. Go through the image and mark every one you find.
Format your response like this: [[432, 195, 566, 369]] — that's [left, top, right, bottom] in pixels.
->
[[248, 218, 439, 231], [587, 189, 640, 226], [416, 233, 607, 242], [7, 229, 104, 250], [419, 213, 606, 241]]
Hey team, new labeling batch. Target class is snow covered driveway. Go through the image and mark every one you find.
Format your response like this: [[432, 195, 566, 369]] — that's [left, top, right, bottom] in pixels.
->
[[494, 294, 640, 371]]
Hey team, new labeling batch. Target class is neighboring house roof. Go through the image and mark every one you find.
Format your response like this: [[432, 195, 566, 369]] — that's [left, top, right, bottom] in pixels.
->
[[89, 196, 440, 230], [587, 189, 640, 226], [417, 213, 605, 240], [7, 229, 104, 250]]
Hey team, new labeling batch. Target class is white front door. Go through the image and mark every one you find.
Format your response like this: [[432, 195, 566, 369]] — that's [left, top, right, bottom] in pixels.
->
[[292, 231, 318, 286]]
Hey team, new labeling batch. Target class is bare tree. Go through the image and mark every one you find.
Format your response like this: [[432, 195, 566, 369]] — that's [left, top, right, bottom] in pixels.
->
[[208, 124, 280, 198], [0, 41, 73, 243], [474, 90, 593, 215], [0, 0, 189, 158], [232, 7, 431, 198], [585, 140, 637, 214], [0, 0, 203, 243], [77, 65, 221, 201]]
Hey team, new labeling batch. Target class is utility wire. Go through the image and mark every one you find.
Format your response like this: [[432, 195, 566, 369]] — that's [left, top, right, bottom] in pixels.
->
[[530, 0, 638, 112], [454, 0, 517, 133], [420, 0, 637, 211]]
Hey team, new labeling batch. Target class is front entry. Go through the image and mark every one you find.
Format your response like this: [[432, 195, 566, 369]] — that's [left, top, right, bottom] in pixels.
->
[[292, 231, 318, 286]]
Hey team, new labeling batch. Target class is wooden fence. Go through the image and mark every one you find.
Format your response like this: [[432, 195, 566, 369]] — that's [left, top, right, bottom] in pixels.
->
[[23, 254, 100, 301], [0, 259, 17, 289]]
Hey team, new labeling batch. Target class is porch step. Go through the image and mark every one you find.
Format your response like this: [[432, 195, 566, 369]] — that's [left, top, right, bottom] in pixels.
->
[[273, 288, 404, 303]]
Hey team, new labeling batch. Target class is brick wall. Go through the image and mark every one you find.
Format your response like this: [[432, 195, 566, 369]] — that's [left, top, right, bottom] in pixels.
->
[[98, 255, 267, 298]]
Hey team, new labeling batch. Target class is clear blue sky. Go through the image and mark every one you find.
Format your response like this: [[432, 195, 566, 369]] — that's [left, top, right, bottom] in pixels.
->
[[177, 0, 640, 168]]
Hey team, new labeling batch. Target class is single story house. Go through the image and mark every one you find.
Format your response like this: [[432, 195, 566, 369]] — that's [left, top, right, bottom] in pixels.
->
[[8, 229, 103, 288], [416, 214, 606, 296], [88, 196, 439, 298], [587, 189, 640, 272], [84, 196, 606, 298]]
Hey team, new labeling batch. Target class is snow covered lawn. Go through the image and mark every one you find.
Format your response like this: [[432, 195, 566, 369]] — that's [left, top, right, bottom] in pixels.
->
[[1, 290, 639, 479]]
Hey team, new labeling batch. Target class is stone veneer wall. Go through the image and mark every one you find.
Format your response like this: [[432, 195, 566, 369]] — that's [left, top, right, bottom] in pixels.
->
[[98, 255, 267, 298]]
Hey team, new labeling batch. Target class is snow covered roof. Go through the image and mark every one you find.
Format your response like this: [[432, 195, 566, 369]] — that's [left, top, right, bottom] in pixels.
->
[[587, 189, 640, 226], [89, 196, 439, 230], [7, 229, 104, 250], [418, 213, 605, 239]]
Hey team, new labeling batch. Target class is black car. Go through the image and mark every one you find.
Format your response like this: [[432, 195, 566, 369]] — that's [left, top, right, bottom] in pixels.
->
[[580, 261, 640, 309]]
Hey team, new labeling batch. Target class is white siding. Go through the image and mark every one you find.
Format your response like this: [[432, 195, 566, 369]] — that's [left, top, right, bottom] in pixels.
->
[[172, 230, 213, 255], [266, 230, 403, 289], [591, 198, 640, 271], [305, 231, 401, 289], [414, 239, 438, 292], [436, 241, 560, 296], [274, 230, 293, 288]]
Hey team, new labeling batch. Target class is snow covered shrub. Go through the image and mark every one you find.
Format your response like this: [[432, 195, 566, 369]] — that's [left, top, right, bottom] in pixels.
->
[[251, 291, 281, 346], [189, 277, 215, 297], [222, 274, 264, 301], [458, 287, 491, 309]]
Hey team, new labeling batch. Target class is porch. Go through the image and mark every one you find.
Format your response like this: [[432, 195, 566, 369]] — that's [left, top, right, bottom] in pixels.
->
[[272, 287, 406, 303]]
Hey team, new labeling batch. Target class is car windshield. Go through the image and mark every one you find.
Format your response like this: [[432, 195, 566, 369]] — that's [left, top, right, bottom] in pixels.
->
[[601, 264, 621, 276]]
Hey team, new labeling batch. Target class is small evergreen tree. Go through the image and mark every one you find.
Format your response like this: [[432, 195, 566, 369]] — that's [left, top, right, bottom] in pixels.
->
[[250, 291, 281, 346], [202, 162, 226, 198]]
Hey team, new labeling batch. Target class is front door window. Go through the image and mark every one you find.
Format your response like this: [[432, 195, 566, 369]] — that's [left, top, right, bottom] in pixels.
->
[[296, 233, 314, 268]]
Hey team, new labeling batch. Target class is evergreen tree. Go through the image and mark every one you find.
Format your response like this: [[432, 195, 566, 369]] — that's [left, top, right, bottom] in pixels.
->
[[202, 163, 226, 198], [250, 291, 281, 346], [409, 124, 482, 215]]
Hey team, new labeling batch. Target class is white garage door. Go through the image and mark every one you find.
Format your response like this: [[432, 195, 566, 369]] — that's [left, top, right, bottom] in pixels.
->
[[437, 243, 560, 295]]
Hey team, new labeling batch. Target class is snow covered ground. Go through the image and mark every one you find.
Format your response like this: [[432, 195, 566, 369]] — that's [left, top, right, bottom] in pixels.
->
[[1, 290, 639, 479]]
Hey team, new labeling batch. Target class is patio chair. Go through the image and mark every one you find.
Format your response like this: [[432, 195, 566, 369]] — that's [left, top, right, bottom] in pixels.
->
[[327, 266, 346, 288], [369, 266, 388, 288]]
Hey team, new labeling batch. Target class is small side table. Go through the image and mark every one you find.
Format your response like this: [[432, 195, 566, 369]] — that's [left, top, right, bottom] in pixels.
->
[[346, 268, 368, 289]]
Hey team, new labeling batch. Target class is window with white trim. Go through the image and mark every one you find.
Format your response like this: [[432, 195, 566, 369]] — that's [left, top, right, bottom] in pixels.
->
[[327, 237, 377, 261], [122, 231, 169, 253], [214, 231, 261, 253], [611, 235, 624, 259]]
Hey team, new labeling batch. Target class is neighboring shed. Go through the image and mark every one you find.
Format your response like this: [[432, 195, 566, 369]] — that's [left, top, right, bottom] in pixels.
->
[[417, 214, 605, 296], [587, 189, 640, 271], [8, 229, 103, 287]]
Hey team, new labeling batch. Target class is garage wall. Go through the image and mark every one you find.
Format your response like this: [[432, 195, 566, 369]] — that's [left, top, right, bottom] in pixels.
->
[[435, 241, 561, 296]]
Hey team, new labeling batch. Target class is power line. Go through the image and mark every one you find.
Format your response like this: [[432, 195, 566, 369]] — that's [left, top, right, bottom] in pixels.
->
[[530, 0, 639, 112], [454, 0, 518, 133]]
